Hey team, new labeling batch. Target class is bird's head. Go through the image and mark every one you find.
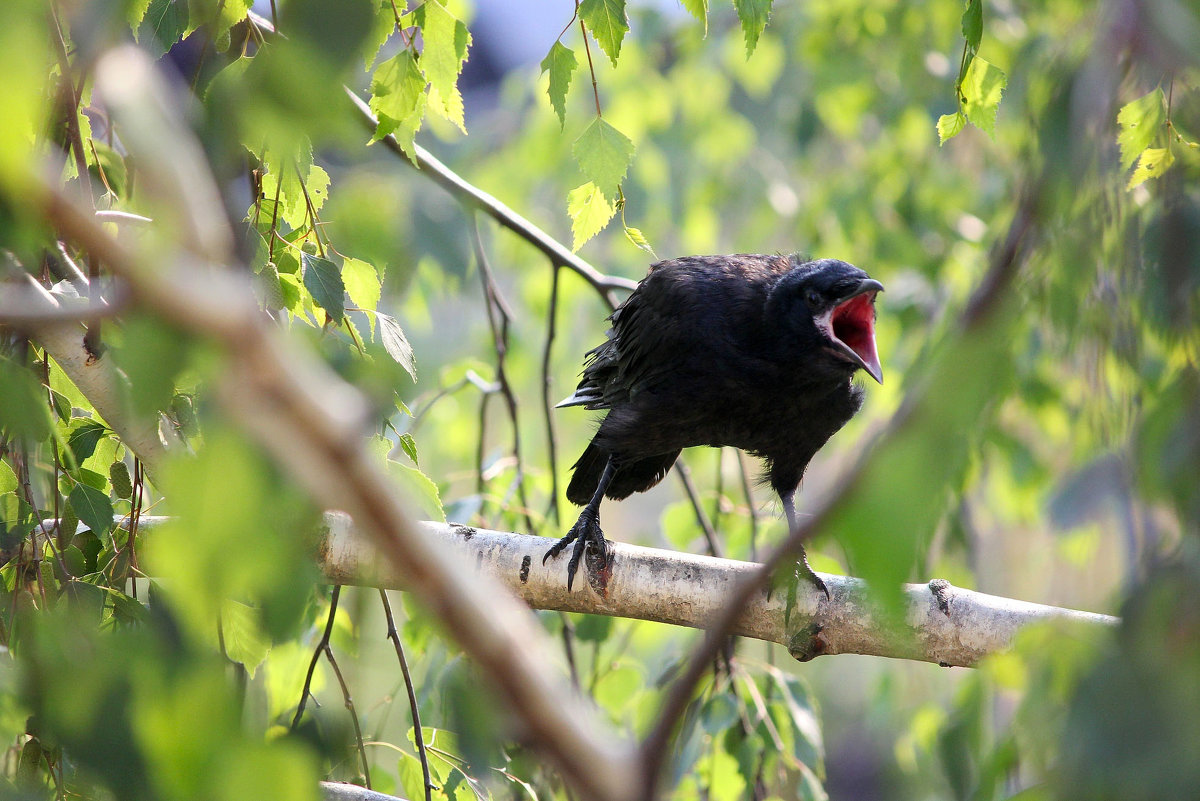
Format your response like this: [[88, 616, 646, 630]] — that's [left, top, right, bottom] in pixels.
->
[[768, 257, 884, 384]]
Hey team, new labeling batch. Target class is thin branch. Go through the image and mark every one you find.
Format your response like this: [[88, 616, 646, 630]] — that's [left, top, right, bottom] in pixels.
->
[[672, 461, 722, 558], [378, 589, 433, 801], [469, 213, 535, 533], [49, 2, 102, 357], [541, 263, 563, 528], [335, 86, 637, 307], [324, 641, 372, 789], [292, 585, 342, 730]]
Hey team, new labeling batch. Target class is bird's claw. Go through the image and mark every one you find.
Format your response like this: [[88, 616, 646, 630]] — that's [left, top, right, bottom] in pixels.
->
[[777, 550, 830, 628], [544, 510, 609, 591]]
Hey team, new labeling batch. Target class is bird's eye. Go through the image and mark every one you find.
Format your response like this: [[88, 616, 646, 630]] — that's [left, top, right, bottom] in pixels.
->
[[805, 289, 822, 308]]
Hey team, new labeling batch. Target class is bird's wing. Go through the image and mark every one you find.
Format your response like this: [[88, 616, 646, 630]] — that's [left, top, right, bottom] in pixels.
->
[[559, 256, 783, 409]]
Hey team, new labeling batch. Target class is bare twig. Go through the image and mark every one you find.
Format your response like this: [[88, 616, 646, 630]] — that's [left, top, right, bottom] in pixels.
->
[[672, 461, 722, 558], [541, 263, 563, 528], [337, 87, 637, 307], [325, 641, 372, 789], [469, 213, 535, 533], [292, 585, 342, 731], [378, 590, 432, 801], [49, 2, 102, 357]]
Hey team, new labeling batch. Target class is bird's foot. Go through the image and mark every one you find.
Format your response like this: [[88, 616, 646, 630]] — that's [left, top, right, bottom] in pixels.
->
[[770, 549, 830, 628], [543, 509, 609, 592]]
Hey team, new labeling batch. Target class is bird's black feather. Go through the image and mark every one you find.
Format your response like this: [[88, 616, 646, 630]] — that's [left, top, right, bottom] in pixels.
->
[[548, 254, 883, 592]]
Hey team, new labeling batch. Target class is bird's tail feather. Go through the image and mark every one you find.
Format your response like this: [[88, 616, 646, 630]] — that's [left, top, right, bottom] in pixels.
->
[[566, 442, 681, 505], [607, 450, 681, 500], [566, 441, 609, 505]]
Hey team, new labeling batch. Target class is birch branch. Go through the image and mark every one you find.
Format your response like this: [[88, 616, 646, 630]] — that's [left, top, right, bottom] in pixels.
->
[[114, 515, 1116, 668], [316, 515, 1117, 668]]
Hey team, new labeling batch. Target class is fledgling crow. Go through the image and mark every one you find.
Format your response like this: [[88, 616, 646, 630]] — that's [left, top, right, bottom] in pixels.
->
[[546, 254, 883, 594]]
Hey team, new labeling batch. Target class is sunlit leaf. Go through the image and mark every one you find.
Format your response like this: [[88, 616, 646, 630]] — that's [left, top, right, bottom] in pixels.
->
[[623, 224, 656, 257], [416, 0, 471, 132], [573, 118, 635, 201], [733, 0, 772, 56], [1117, 88, 1166, 170], [370, 49, 427, 142], [341, 257, 381, 313], [377, 312, 417, 380], [579, 0, 629, 67], [937, 110, 967, 144], [541, 41, 577, 129], [961, 56, 1006, 137], [1127, 146, 1174, 189], [681, 0, 708, 33], [567, 181, 616, 251]]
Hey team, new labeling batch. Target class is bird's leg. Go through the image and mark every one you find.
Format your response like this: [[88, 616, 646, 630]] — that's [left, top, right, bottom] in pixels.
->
[[544, 458, 616, 591], [781, 491, 831, 611]]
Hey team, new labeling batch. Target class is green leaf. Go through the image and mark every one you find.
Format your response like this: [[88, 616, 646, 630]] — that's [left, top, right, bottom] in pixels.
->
[[370, 49, 427, 142], [0, 357, 52, 442], [1128, 147, 1175, 189], [388, 461, 444, 522], [398, 432, 418, 466], [66, 419, 108, 467], [937, 111, 967, 144], [541, 42, 578, 129], [680, 0, 708, 33], [88, 142, 128, 199], [397, 753, 427, 801], [0, 461, 16, 494], [1117, 88, 1166, 170], [733, 0, 772, 56], [301, 253, 345, 323], [573, 117, 635, 201], [961, 0, 983, 54], [49, 389, 71, 423], [116, 316, 189, 418], [961, 56, 1006, 137], [377, 312, 417, 381], [260, 161, 328, 231], [623, 225, 656, 257], [416, 1, 471, 133], [69, 482, 113, 537], [579, 0, 629, 67], [567, 181, 617, 251], [135, 0, 188, 59], [341, 257, 381, 313], [125, 0, 154, 26], [220, 599, 272, 678], [110, 461, 133, 501]]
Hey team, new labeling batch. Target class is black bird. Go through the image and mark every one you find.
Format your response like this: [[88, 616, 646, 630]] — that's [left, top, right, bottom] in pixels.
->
[[545, 254, 883, 593]]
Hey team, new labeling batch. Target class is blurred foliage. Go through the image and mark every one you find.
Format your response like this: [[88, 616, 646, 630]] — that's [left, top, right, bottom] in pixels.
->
[[0, 0, 1198, 800]]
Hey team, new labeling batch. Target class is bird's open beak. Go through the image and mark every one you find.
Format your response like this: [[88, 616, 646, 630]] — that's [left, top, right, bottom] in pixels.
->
[[823, 279, 884, 384]]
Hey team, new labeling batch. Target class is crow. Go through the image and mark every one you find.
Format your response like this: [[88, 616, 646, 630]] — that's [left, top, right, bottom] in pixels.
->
[[545, 254, 883, 594]]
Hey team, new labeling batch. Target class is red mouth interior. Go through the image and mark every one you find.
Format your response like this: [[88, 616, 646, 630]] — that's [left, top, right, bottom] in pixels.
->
[[831, 293, 878, 365]]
